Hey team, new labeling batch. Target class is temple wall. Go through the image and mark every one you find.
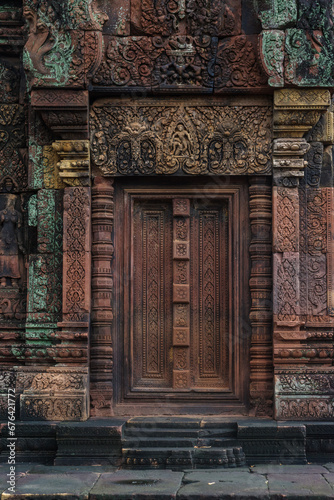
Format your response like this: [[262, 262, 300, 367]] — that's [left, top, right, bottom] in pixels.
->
[[0, 0, 334, 421]]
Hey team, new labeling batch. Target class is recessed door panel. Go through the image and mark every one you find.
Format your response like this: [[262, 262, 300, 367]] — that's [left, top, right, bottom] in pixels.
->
[[114, 181, 249, 414]]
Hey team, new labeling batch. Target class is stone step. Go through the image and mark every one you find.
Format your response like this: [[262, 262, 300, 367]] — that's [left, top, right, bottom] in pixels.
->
[[122, 446, 246, 469], [123, 437, 198, 448], [124, 428, 200, 438]]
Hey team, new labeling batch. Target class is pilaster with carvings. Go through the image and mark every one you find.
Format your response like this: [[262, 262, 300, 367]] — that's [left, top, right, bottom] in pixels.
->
[[249, 176, 273, 417], [90, 177, 114, 416], [273, 88, 334, 420]]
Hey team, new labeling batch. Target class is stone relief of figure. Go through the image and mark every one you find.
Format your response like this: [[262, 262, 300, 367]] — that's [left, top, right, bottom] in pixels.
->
[[171, 123, 193, 156], [0, 183, 24, 288]]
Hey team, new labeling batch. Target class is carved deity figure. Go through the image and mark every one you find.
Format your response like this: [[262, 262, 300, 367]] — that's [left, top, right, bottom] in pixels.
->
[[171, 124, 192, 156], [0, 193, 23, 287]]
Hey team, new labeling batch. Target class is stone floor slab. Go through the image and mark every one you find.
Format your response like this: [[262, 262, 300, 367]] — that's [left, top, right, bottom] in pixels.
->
[[90, 470, 183, 499], [253, 464, 329, 474], [321, 473, 334, 487], [267, 473, 334, 499], [323, 463, 334, 473], [177, 471, 269, 499], [29, 465, 117, 474], [1, 472, 100, 500]]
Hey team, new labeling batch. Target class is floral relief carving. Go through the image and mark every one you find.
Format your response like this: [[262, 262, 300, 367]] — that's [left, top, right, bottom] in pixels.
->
[[90, 100, 272, 175]]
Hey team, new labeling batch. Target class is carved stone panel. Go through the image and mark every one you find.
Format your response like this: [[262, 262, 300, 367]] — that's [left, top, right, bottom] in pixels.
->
[[90, 98, 272, 176]]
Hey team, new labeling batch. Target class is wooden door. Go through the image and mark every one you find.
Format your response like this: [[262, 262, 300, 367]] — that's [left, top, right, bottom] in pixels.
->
[[114, 181, 249, 415]]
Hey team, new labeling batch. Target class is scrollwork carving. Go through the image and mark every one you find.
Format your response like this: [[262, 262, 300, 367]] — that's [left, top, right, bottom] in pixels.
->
[[90, 99, 272, 175]]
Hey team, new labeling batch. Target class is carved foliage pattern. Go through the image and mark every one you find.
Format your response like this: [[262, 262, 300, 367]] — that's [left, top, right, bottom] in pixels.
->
[[278, 399, 334, 420], [274, 187, 299, 252], [0, 105, 27, 190], [276, 373, 334, 395], [144, 212, 163, 375], [90, 101, 272, 175], [63, 188, 90, 322], [274, 254, 299, 320], [139, 0, 241, 36], [215, 36, 267, 90]]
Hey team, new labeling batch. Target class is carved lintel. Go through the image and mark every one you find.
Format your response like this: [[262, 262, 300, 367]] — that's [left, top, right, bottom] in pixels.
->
[[274, 89, 331, 138], [52, 140, 90, 187], [31, 89, 89, 139]]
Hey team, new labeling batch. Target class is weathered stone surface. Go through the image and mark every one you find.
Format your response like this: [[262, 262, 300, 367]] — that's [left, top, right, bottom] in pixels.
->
[[257, 0, 297, 29], [90, 470, 183, 499], [267, 473, 334, 498], [259, 30, 284, 87], [178, 470, 269, 499], [285, 28, 334, 87], [1, 472, 100, 499], [252, 464, 329, 474]]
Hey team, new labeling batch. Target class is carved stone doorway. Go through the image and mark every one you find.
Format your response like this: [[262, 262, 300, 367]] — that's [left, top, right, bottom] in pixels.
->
[[113, 178, 250, 416]]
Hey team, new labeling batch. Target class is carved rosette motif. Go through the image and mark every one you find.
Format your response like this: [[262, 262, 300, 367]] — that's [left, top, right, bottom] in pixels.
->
[[172, 198, 191, 389], [90, 99, 272, 176]]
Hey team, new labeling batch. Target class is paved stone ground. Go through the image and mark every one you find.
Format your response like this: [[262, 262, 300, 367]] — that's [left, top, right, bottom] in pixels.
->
[[1, 463, 334, 499]]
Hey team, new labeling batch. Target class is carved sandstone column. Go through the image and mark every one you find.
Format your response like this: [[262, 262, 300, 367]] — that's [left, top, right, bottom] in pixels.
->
[[249, 176, 273, 416], [90, 177, 114, 416]]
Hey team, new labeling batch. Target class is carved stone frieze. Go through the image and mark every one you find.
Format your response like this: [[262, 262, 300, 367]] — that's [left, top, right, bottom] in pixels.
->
[[275, 368, 334, 420], [277, 398, 334, 420], [93, 35, 217, 92], [130, 0, 241, 37], [90, 98, 272, 176], [215, 35, 267, 91]]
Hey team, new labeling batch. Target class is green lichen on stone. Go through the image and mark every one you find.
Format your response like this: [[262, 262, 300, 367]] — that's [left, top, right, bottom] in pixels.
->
[[298, 0, 334, 31], [260, 30, 285, 87], [28, 140, 44, 189], [255, 0, 297, 29], [285, 28, 334, 87], [23, 31, 74, 88], [37, 189, 56, 254], [24, 0, 107, 31], [28, 195, 38, 226]]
